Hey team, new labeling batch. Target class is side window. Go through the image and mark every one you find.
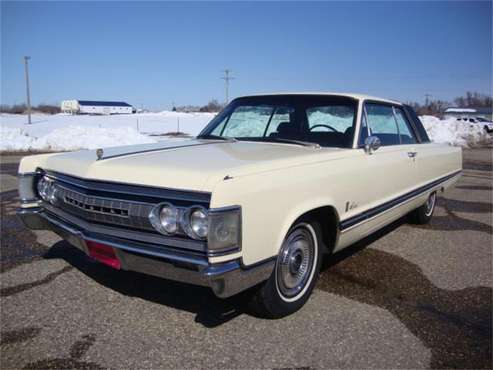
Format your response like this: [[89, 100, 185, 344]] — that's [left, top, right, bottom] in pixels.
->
[[365, 104, 400, 146], [394, 107, 417, 144]]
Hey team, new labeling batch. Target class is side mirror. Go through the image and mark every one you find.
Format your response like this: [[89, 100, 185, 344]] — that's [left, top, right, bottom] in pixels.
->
[[364, 136, 381, 155]]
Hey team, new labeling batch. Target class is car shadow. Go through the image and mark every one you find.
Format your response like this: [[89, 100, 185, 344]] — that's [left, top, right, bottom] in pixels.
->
[[318, 219, 492, 369], [411, 198, 493, 235], [43, 242, 250, 328]]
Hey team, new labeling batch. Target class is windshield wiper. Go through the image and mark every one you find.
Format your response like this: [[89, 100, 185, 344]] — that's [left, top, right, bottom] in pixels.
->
[[196, 134, 237, 142], [242, 137, 320, 148]]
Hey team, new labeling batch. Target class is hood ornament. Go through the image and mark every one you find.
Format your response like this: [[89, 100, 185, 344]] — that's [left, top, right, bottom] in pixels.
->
[[96, 148, 104, 160]]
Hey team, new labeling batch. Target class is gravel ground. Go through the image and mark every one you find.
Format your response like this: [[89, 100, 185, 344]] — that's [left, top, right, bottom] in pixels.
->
[[1, 148, 491, 369]]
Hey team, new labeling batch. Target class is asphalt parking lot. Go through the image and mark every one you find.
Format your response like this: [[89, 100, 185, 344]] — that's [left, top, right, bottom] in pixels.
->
[[1, 149, 492, 369]]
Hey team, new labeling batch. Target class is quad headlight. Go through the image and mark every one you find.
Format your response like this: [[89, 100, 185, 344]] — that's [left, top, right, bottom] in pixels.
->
[[149, 203, 179, 235], [149, 203, 209, 240], [19, 172, 58, 205], [36, 175, 58, 204], [148, 203, 241, 253], [182, 206, 209, 240]]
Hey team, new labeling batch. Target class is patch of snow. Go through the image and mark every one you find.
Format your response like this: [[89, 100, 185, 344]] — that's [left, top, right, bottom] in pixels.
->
[[0, 111, 214, 151], [0, 125, 157, 151], [1, 111, 490, 151], [444, 108, 476, 113], [420, 115, 490, 147]]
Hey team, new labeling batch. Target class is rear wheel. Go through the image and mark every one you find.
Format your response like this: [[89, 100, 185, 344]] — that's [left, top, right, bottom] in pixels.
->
[[249, 221, 322, 318], [410, 192, 437, 224]]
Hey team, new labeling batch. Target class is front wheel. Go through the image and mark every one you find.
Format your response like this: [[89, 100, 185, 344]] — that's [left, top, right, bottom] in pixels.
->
[[409, 191, 437, 224], [249, 221, 323, 318]]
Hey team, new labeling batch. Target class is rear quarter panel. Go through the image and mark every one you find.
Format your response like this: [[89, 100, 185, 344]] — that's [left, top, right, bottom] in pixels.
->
[[417, 143, 462, 187]]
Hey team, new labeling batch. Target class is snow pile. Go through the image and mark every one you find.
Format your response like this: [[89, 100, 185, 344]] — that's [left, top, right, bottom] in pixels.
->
[[1, 111, 490, 151], [0, 127, 37, 151], [0, 111, 213, 151], [0, 125, 156, 151], [420, 115, 490, 147]]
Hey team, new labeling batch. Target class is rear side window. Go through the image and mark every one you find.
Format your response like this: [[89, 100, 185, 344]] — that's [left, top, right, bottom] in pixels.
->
[[365, 104, 400, 146], [394, 107, 417, 144], [403, 105, 430, 142]]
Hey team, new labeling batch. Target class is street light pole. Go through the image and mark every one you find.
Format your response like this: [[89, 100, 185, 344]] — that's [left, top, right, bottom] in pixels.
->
[[23, 56, 32, 125]]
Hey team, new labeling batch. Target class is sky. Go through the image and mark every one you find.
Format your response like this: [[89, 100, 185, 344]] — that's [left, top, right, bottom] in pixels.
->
[[1, 1, 492, 111]]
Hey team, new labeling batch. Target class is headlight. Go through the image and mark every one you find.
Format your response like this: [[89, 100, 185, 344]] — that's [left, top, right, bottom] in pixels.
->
[[182, 206, 209, 240], [36, 175, 58, 204], [207, 206, 241, 253], [37, 176, 50, 200], [18, 174, 37, 202], [149, 203, 179, 235]]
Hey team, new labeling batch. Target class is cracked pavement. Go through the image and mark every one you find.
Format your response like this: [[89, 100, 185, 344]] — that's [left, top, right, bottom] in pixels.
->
[[1, 149, 491, 369]]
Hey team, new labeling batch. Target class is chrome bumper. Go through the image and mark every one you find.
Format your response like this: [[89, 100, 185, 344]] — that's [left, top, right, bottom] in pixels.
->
[[17, 207, 274, 298]]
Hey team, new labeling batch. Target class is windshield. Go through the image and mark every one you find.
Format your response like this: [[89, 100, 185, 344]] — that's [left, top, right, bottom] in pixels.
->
[[198, 95, 358, 148]]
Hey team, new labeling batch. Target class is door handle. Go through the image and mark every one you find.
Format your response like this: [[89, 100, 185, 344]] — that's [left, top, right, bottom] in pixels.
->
[[408, 151, 418, 158]]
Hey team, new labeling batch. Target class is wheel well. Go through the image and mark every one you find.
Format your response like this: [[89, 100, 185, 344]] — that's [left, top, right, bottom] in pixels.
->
[[294, 206, 339, 254]]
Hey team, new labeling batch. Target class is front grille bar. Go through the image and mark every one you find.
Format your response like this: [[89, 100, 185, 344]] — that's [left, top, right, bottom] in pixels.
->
[[64, 195, 130, 218]]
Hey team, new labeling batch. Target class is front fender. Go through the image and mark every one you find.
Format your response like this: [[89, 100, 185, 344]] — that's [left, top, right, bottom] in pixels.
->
[[210, 167, 343, 266]]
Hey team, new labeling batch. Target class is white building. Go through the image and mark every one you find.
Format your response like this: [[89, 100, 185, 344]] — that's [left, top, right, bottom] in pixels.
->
[[61, 100, 134, 115], [443, 107, 493, 121], [60, 100, 79, 114]]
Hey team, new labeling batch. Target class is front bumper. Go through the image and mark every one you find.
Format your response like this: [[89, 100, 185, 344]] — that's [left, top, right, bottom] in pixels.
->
[[17, 207, 274, 298]]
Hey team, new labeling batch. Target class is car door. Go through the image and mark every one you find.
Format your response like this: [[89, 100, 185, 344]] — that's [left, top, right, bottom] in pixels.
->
[[402, 105, 461, 187], [348, 102, 419, 234]]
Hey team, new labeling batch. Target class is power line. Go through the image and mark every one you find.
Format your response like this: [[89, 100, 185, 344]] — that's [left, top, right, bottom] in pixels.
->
[[23, 56, 32, 125], [221, 69, 235, 104]]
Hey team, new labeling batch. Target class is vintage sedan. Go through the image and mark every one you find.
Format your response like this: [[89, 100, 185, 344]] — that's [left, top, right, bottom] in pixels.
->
[[17, 93, 462, 317]]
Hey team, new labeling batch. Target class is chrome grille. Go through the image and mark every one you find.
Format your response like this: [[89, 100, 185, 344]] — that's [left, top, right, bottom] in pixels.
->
[[55, 185, 155, 231], [64, 194, 129, 217], [38, 171, 211, 253]]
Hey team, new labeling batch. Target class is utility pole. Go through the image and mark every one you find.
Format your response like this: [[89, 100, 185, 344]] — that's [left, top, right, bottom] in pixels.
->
[[23, 56, 32, 125], [425, 93, 432, 107], [221, 69, 235, 104]]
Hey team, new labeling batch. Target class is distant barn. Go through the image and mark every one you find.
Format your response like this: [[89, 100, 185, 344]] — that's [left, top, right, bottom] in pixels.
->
[[61, 100, 134, 115]]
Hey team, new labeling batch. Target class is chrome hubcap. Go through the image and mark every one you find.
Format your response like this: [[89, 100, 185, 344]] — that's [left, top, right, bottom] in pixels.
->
[[425, 193, 436, 216], [276, 226, 315, 298]]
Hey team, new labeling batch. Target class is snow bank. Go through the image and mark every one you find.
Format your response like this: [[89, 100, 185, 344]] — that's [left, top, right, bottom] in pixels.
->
[[419, 115, 490, 147], [0, 125, 156, 151], [0, 111, 213, 151], [1, 111, 490, 151]]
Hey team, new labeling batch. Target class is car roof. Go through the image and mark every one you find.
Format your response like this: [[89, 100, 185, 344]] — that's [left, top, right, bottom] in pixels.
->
[[237, 92, 402, 105]]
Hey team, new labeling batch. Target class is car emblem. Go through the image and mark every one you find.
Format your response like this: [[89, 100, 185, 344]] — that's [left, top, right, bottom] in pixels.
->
[[96, 148, 104, 160]]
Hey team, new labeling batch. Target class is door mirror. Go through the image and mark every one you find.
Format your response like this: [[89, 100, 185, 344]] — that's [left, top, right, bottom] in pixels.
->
[[364, 136, 381, 155]]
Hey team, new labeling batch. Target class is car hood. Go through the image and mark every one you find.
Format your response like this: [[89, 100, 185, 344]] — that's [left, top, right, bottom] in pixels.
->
[[20, 139, 348, 192]]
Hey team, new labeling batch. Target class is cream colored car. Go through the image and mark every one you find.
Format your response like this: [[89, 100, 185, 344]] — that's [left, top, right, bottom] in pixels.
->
[[18, 93, 462, 317]]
